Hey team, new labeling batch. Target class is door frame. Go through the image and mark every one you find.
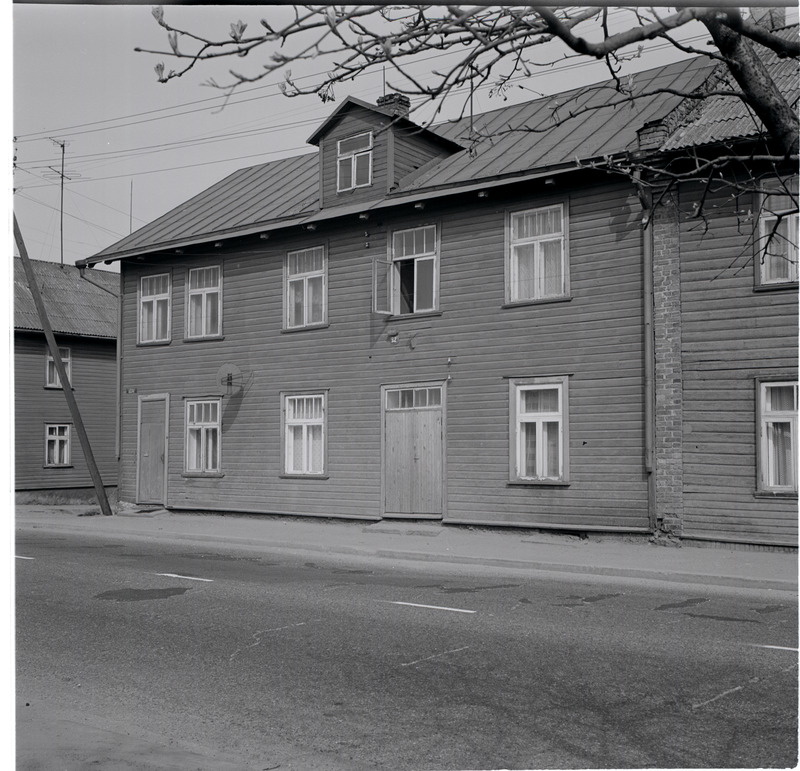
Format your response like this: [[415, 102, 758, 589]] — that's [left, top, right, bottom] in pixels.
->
[[136, 393, 170, 505], [380, 379, 447, 519]]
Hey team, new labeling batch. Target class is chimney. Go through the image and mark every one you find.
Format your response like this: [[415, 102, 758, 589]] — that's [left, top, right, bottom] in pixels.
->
[[376, 93, 411, 117], [637, 120, 668, 152], [749, 6, 785, 31]]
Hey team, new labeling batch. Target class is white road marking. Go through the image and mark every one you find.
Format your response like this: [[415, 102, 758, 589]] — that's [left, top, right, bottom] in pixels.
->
[[386, 601, 476, 614], [154, 572, 213, 582], [15, 556, 34, 560], [749, 644, 799, 652], [401, 646, 470, 667]]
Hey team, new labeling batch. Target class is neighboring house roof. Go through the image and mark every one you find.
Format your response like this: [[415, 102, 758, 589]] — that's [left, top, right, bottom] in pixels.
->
[[85, 38, 797, 264], [14, 257, 118, 339], [662, 26, 800, 151]]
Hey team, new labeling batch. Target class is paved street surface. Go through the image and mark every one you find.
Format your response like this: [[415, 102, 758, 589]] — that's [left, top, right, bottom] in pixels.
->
[[15, 511, 799, 770]]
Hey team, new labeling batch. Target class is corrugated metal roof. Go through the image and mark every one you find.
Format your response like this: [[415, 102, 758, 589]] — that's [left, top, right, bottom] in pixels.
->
[[14, 258, 118, 339], [87, 43, 794, 264], [663, 28, 799, 150]]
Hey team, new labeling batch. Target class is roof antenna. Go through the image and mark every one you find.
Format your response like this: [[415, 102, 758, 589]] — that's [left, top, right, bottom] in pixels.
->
[[44, 138, 80, 267]]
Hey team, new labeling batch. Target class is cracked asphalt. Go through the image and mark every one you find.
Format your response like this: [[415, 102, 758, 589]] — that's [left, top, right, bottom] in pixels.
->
[[16, 527, 799, 770]]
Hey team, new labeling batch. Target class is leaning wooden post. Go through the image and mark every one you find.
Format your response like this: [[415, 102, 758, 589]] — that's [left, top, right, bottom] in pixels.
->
[[14, 215, 113, 516]]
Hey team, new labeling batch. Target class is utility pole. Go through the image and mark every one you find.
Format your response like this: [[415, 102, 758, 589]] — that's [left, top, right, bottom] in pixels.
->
[[14, 216, 113, 516]]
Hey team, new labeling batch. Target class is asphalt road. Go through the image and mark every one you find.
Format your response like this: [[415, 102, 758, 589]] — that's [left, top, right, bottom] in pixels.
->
[[16, 528, 799, 770]]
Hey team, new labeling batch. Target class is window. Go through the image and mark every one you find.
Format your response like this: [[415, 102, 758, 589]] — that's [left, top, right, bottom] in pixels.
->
[[185, 399, 220, 473], [375, 225, 438, 315], [285, 247, 327, 329], [45, 346, 71, 388], [759, 381, 797, 493], [507, 204, 568, 302], [139, 273, 171, 343], [758, 185, 798, 286], [45, 424, 70, 467], [283, 393, 326, 476], [337, 132, 372, 192], [510, 377, 568, 482], [187, 266, 221, 338], [386, 386, 442, 410]]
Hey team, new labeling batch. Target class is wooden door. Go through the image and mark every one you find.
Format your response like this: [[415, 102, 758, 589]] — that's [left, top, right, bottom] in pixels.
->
[[137, 396, 167, 504], [384, 385, 443, 516]]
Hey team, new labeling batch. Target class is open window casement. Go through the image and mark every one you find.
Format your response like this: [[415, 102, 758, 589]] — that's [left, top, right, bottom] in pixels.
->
[[372, 253, 393, 315]]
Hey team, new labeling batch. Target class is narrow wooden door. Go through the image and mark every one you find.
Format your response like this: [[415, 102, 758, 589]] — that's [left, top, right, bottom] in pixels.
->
[[137, 396, 167, 504], [384, 385, 443, 516]]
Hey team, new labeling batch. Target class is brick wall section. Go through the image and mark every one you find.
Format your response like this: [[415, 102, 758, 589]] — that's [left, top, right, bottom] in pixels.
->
[[651, 189, 684, 537]]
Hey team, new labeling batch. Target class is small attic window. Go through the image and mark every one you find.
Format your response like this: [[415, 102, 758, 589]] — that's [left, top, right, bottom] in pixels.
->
[[337, 132, 372, 192]]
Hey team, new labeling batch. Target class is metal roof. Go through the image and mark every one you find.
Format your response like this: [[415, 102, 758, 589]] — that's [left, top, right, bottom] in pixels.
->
[[14, 258, 118, 339], [400, 57, 715, 192], [85, 46, 794, 265]]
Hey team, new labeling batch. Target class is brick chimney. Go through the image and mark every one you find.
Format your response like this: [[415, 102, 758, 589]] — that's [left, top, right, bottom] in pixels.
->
[[376, 93, 411, 117], [637, 119, 668, 152], [749, 6, 786, 31]]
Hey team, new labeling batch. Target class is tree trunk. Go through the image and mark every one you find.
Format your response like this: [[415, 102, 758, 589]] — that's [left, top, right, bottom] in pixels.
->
[[702, 12, 799, 156]]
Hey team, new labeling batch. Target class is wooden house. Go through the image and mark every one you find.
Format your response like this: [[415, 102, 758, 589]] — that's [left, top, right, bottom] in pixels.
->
[[78, 47, 797, 546], [14, 257, 119, 501]]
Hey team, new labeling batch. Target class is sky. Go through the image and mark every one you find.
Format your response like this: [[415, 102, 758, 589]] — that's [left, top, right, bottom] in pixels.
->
[[12, 3, 772, 274]]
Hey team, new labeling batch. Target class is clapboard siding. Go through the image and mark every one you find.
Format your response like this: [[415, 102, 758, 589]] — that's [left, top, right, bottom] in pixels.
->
[[679, 181, 798, 545], [118, 173, 649, 531], [392, 128, 451, 185], [320, 111, 391, 208], [15, 331, 117, 490]]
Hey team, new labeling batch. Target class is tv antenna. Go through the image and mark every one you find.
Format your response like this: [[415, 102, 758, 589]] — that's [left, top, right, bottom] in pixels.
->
[[43, 139, 81, 266]]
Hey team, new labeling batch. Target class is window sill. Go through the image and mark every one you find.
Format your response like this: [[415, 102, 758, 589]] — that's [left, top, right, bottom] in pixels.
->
[[182, 472, 225, 479], [507, 479, 570, 487], [279, 473, 329, 480], [137, 340, 171, 347], [281, 323, 330, 334], [44, 386, 74, 391], [753, 489, 798, 499], [385, 310, 443, 322], [43, 465, 73, 470], [502, 295, 572, 309], [183, 335, 225, 343], [753, 282, 798, 292]]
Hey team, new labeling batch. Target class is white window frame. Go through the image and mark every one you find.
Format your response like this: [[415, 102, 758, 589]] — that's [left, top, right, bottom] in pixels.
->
[[758, 380, 797, 493], [284, 246, 328, 329], [375, 224, 439, 316], [509, 376, 569, 483], [139, 273, 171, 344], [756, 179, 798, 287], [185, 398, 221, 474], [186, 266, 222, 339], [282, 392, 327, 477], [45, 346, 71, 388], [44, 423, 71, 467], [337, 132, 373, 192], [506, 203, 569, 303]]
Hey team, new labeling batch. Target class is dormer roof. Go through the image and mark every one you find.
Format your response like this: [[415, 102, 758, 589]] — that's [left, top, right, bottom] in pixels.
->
[[306, 94, 463, 153]]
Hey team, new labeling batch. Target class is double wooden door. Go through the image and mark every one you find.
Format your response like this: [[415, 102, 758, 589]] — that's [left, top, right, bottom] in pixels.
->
[[383, 384, 444, 517]]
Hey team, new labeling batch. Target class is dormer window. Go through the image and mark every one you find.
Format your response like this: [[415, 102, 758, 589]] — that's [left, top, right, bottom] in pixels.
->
[[337, 132, 372, 192]]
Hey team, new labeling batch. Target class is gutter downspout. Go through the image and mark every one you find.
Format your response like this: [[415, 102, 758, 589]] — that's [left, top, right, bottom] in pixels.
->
[[635, 171, 657, 532]]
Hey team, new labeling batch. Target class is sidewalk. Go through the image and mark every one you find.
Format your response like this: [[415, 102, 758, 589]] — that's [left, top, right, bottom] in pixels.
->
[[15, 504, 798, 592]]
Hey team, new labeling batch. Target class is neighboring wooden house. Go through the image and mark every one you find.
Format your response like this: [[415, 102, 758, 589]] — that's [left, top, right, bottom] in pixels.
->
[[14, 257, 119, 501], [79, 42, 797, 546]]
